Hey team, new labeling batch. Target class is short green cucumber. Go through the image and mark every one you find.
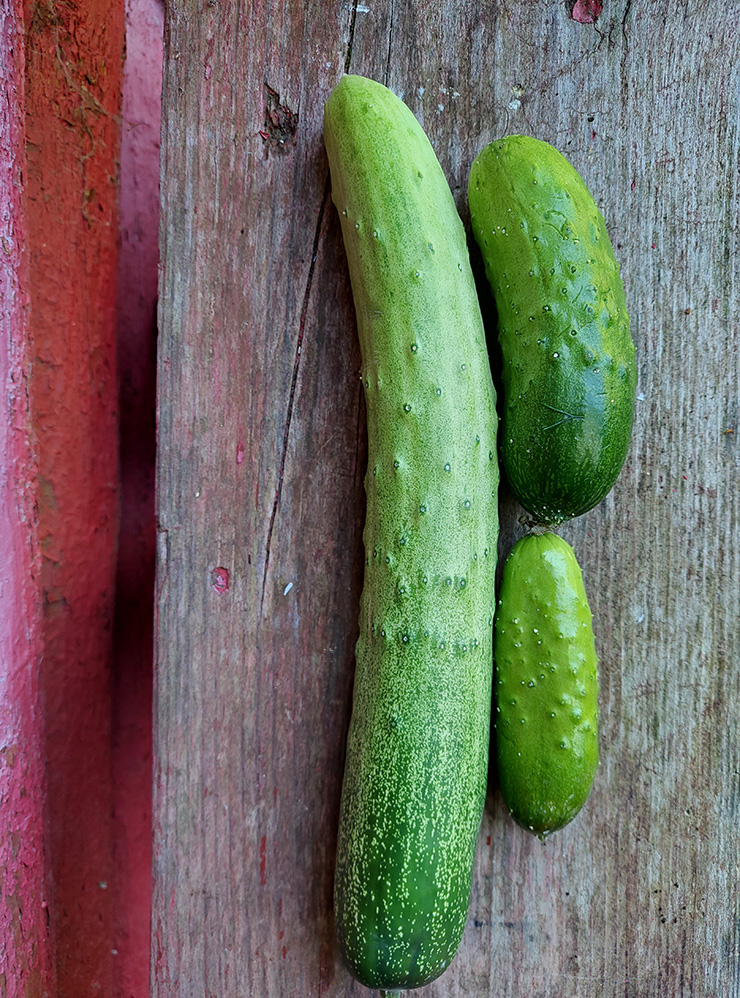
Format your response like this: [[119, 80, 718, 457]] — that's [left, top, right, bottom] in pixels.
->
[[494, 532, 599, 837], [324, 75, 499, 990], [468, 135, 637, 525]]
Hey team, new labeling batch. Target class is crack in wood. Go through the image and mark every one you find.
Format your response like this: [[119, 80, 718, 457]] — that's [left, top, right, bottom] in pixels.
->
[[620, 0, 633, 79], [343, 0, 359, 74], [259, 0, 360, 611], [260, 0, 359, 614], [384, 0, 394, 85], [260, 174, 331, 611]]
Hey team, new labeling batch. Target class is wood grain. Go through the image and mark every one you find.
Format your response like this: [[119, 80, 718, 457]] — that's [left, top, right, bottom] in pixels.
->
[[153, 1, 740, 995]]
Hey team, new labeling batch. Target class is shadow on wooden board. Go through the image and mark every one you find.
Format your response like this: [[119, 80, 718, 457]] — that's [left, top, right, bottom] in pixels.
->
[[153, 2, 740, 996]]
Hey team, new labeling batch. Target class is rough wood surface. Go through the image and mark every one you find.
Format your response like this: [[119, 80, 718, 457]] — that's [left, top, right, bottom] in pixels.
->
[[23, 0, 125, 993], [0, 2, 53, 992], [153, 2, 740, 995]]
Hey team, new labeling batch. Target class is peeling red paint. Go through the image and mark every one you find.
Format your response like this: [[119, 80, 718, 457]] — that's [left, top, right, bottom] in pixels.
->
[[237, 440, 245, 464], [571, 0, 602, 23], [212, 566, 230, 593]]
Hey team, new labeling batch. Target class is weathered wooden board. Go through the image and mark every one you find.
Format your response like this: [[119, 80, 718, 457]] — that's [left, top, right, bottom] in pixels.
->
[[0, 2, 52, 991], [153, 1, 740, 995], [17, 0, 125, 994]]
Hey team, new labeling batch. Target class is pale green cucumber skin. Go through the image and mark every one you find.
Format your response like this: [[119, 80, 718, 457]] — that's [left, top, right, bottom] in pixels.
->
[[494, 533, 599, 837], [468, 135, 637, 525], [324, 75, 499, 990]]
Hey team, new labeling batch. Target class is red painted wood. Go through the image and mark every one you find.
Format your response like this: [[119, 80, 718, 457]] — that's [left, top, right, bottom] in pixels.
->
[[2, 2, 159, 992], [111, 0, 162, 993], [0, 2, 54, 993], [23, 0, 126, 993]]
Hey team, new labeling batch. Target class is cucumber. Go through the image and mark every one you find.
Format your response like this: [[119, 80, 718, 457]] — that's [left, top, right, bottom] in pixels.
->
[[494, 532, 599, 837], [468, 135, 637, 525], [324, 75, 499, 990]]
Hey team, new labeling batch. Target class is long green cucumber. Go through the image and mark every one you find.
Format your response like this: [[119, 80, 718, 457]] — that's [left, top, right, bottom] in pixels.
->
[[468, 135, 636, 525], [324, 75, 499, 990], [494, 532, 599, 836]]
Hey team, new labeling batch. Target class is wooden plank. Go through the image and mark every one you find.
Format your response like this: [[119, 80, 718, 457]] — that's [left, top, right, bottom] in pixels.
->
[[153, 1, 740, 995], [23, 0, 125, 993], [0, 2, 54, 993], [153, 5, 363, 993]]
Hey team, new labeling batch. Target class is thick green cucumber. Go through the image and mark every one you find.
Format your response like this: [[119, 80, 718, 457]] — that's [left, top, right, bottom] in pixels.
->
[[494, 532, 599, 837], [324, 75, 499, 991], [468, 135, 637, 525]]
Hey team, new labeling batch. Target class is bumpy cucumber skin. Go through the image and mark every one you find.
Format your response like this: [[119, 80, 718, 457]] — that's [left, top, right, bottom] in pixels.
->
[[324, 76, 499, 990], [468, 135, 637, 525], [494, 533, 599, 837]]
